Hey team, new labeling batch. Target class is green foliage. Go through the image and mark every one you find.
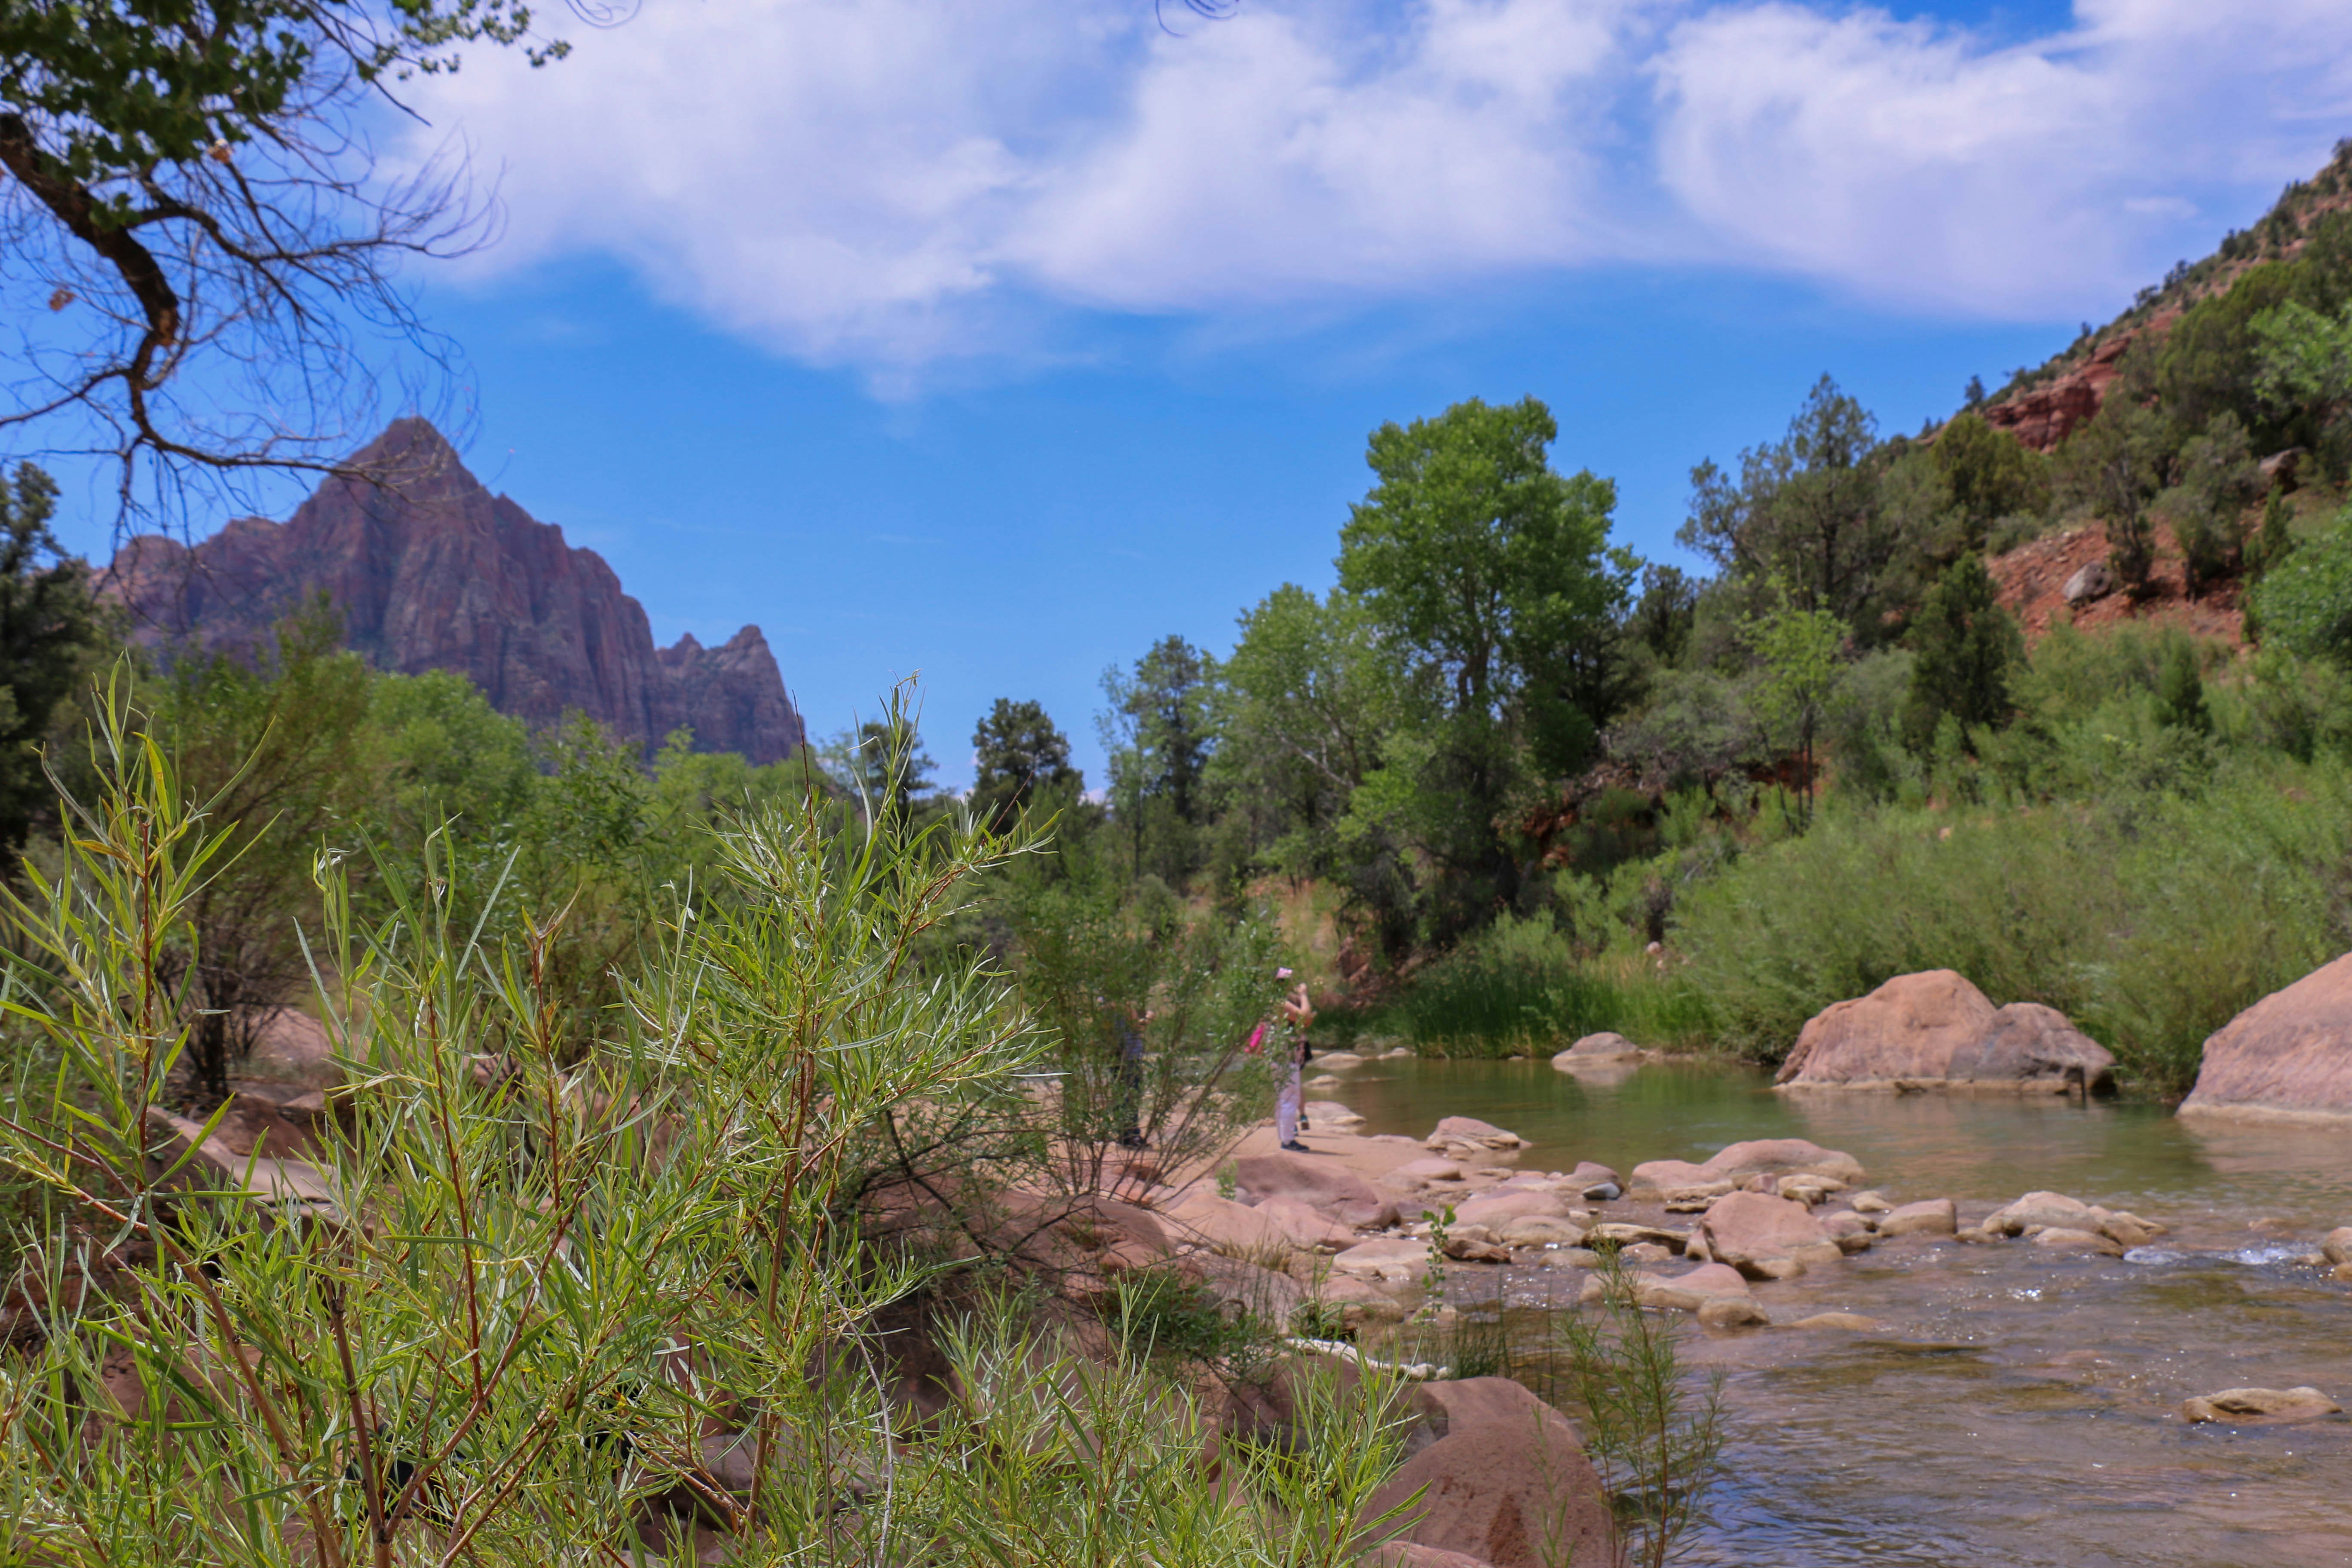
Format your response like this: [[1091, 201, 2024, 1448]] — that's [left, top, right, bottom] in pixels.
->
[[1904, 553, 2023, 751], [147, 605, 373, 1097], [1371, 914, 1709, 1058], [0, 677, 1114, 1566], [0, 462, 113, 854], [1681, 376, 1894, 631], [1554, 1248, 1727, 1568], [970, 697, 1080, 830], [2251, 298, 2352, 413], [2248, 504, 2352, 666], [2159, 412, 2262, 594], [1671, 756, 2352, 1088], [1932, 412, 2052, 534], [2053, 391, 2174, 595], [1742, 580, 1848, 819], [2153, 639, 2211, 734]]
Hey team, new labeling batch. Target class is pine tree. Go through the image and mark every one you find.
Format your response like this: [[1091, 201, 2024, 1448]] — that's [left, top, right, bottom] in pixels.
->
[[1904, 553, 2024, 751]]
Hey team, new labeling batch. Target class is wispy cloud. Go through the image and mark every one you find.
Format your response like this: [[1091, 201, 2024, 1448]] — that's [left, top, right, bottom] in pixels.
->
[[406, 0, 2352, 377]]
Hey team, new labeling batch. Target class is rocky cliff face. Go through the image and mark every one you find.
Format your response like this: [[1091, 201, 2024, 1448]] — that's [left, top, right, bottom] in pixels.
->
[[103, 419, 805, 764]]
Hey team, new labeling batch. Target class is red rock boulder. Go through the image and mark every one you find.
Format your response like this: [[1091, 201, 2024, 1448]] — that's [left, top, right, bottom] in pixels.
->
[[1233, 1152, 1401, 1228], [2180, 954, 2352, 1123], [1360, 1416, 1614, 1568], [1776, 971, 2115, 1093]]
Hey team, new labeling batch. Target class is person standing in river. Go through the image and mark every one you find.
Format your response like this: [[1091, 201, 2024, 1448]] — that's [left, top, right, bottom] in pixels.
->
[[1274, 980, 1314, 1152]]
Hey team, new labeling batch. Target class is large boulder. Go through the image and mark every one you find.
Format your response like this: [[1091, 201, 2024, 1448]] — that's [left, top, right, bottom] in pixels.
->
[[1694, 1191, 1841, 1278], [1233, 1152, 1401, 1228], [1359, 1418, 1615, 1568], [1425, 1117, 1527, 1154], [1403, 1377, 1583, 1461], [1551, 1032, 1640, 1069], [2180, 954, 2352, 1123], [1776, 971, 2115, 1093]]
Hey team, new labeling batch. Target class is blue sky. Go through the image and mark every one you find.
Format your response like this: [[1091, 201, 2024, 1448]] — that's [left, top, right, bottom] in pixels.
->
[[54, 0, 2352, 785]]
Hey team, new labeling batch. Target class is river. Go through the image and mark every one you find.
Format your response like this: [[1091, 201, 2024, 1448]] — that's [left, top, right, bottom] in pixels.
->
[[1324, 1056, 2352, 1568]]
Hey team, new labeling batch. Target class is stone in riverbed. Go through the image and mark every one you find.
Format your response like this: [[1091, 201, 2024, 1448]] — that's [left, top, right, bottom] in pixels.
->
[[1983, 1191, 2098, 1236], [1629, 1138, 1864, 1196], [1877, 1199, 1958, 1238], [1774, 970, 2116, 1094], [2030, 1227, 2124, 1256], [1631, 1263, 1751, 1311], [1495, 1216, 1586, 1247], [1850, 1191, 1893, 1215], [1393, 1157, 1470, 1186], [1696, 1191, 1842, 1278], [1451, 1189, 1572, 1228], [1358, 1414, 1615, 1568], [1553, 1032, 1641, 1066], [1785, 1312, 1880, 1332], [1331, 1238, 1431, 1277], [2180, 1387, 2343, 1425], [1312, 1050, 1366, 1069], [1586, 1222, 1687, 1252], [2324, 1227, 2352, 1266], [1303, 1099, 1366, 1128], [1697, 1296, 1769, 1329], [1543, 1247, 1605, 1270], [1663, 1182, 1735, 1213], [1426, 1116, 1527, 1153], [2180, 953, 2352, 1124]]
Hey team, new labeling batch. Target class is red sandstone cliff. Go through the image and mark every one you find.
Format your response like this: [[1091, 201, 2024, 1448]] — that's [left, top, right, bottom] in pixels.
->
[[103, 419, 805, 764]]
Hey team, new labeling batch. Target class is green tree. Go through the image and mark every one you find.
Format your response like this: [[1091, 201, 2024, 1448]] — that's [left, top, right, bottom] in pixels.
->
[[1903, 553, 2024, 750], [1744, 581, 1848, 823], [150, 598, 372, 1098], [2055, 393, 2173, 597], [2252, 297, 2352, 413], [0, 0, 575, 510], [970, 698, 1080, 830], [1931, 411, 2050, 537], [0, 462, 112, 854], [1099, 634, 1216, 880], [1336, 395, 1629, 926], [2153, 638, 2211, 733], [1681, 376, 1894, 630], [824, 717, 940, 821], [2249, 504, 2352, 666], [2158, 411, 2263, 595]]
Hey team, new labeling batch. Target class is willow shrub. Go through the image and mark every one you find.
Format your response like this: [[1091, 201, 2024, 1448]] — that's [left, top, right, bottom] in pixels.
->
[[1671, 753, 2352, 1090], [0, 686, 1412, 1567]]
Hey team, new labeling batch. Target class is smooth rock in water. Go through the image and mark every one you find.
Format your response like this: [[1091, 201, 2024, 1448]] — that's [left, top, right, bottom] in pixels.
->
[[1626, 1158, 1713, 1193], [1633, 1263, 1751, 1311], [2031, 1227, 2125, 1256], [1778, 1177, 1843, 1207], [1663, 1181, 1736, 1213], [1427, 1116, 1527, 1152], [2064, 558, 2118, 605], [1750, 1257, 1808, 1280], [1619, 1242, 1674, 1263], [1553, 1032, 1641, 1066], [1822, 1211, 1873, 1241], [2181, 954, 2352, 1124], [1569, 1161, 1621, 1188], [1544, 1247, 1606, 1270], [1581, 1182, 1623, 1202], [1313, 1051, 1366, 1069], [2324, 1227, 2352, 1266], [1453, 1189, 1572, 1228], [1234, 1152, 1401, 1228], [1786, 1312, 1879, 1332], [1304, 1099, 1367, 1128], [1307, 1073, 1344, 1088], [1357, 1418, 1615, 1568], [1850, 1191, 1893, 1215], [1878, 1199, 1958, 1238], [1984, 1191, 2099, 1236], [1384, 1047, 1418, 1059], [1496, 1216, 1587, 1247], [1697, 1296, 1770, 1329], [1697, 1191, 1841, 1278], [1774, 970, 2116, 1094], [1394, 1157, 1470, 1186], [2098, 1211, 2163, 1248], [2180, 1387, 2343, 1425], [1587, 1222, 1687, 1252], [1702, 1139, 1867, 1186]]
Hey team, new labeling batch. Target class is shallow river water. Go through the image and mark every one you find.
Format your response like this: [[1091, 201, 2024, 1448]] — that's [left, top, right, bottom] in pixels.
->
[[1325, 1057, 2352, 1568]]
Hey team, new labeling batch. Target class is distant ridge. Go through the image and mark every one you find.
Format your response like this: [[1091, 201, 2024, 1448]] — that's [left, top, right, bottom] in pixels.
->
[[103, 419, 806, 765]]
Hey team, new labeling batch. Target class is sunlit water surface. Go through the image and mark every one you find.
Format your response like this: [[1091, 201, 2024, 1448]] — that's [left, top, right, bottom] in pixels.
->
[[1323, 1058, 2352, 1568]]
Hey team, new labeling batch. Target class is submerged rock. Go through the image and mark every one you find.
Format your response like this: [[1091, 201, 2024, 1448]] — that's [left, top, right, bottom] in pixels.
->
[[2324, 1227, 2352, 1266], [1878, 1199, 1958, 1238], [1775, 970, 2116, 1094], [2030, 1227, 2125, 1256], [2181, 954, 2352, 1124], [2180, 1387, 2344, 1425]]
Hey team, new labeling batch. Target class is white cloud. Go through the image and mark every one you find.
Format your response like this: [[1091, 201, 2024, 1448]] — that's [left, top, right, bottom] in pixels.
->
[[404, 0, 2352, 373], [1651, 0, 2352, 313]]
